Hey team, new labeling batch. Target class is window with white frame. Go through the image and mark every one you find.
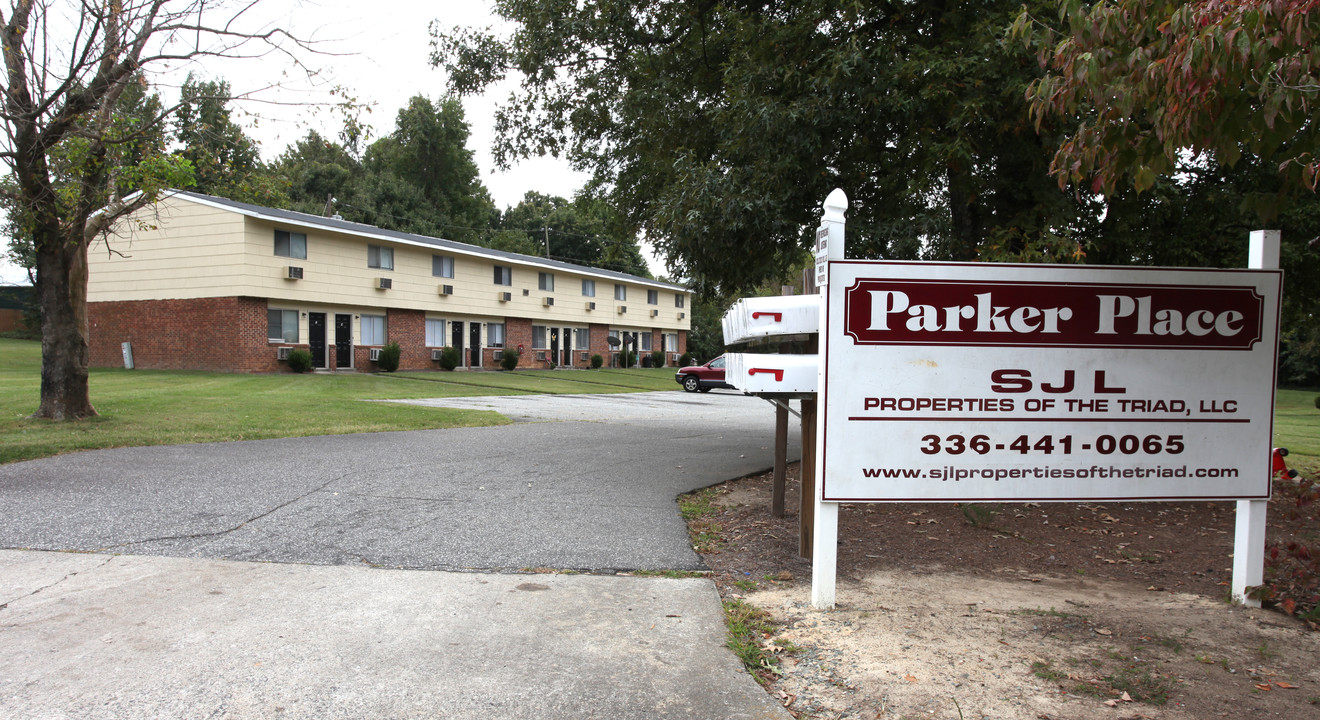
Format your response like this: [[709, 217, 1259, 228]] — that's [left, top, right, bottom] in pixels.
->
[[647, 289, 658, 305], [640, 333, 653, 351], [665, 333, 678, 352], [581, 279, 595, 297], [614, 283, 626, 301], [425, 318, 445, 346], [368, 245, 393, 270], [493, 265, 512, 285], [274, 230, 306, 259], [361, 315, 386, 345], [532, 325, 547, 348], [487, 323, 505, 348], [538, 272, 554, 291], [267, 309, 298, 342], [675, 294, 685, 308], [432, 255, 454, 278], [573, 328, 589, 349]]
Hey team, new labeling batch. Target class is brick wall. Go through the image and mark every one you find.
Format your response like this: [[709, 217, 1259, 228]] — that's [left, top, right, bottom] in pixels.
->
[[505, 317, 533, 369], [0, 308, 23, 333], [89, 296, 280, 372], [387, 308, 427, 371]]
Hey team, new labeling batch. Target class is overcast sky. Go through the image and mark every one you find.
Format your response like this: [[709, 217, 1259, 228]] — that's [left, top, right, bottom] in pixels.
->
[[0, 0, 658, 285]]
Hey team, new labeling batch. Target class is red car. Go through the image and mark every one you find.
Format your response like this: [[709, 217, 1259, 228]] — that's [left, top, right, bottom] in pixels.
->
[[675, 355, 733, 393]]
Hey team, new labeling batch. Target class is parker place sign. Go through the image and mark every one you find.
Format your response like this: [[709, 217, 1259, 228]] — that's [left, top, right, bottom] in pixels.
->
[[821, 261, 1282, 502]]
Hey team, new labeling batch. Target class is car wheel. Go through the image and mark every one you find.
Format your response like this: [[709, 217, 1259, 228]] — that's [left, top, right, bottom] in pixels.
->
[[682, 375, 700, 392], [698, 386, 712, 393]]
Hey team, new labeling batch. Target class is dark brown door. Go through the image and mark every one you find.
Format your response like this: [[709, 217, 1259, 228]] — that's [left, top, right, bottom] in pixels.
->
[[451, 321, 465, 367], [334, 314, 352, 368], [309, 313, 327, 368], [469, 323, 481, 367]]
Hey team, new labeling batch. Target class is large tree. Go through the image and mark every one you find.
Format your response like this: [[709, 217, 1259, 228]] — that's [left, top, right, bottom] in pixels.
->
[[0, 0, 309, 419], [173, 74, 285, 206], [357, 96, 495, 242], [432, 0, 1093, 295], [499, 191, 650, 276], [1014, 0, 1320, 199]]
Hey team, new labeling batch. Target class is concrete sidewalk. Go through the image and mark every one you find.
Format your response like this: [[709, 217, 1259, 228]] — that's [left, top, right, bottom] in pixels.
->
[[0, 550, 789, 719]]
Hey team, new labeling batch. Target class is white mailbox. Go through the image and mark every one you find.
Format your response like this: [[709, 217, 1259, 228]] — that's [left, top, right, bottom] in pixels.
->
[[722, 295, 821, 344], [725, 353, 819, 394]]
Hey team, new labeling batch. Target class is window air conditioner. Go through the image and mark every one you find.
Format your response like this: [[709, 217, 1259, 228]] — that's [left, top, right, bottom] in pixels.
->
[[286, 266, 303, 280], [543, 297, 554, 307], [618, 306, 627, 314], [586, 301, 596, 310], [536, 351, 546, 361], [678, 312, 686, 320], [439, 285, 453, 296], [431, 349, 443, 361], [369, 348, 382, 361], [376, 277, 392, 290], [498, 291, 512, 302], [277, 347, 292, 360], [522, 288, 530, 296], [493, 350, 504, 360], [581, 352, 590, 361], [650, 309, 659, 318]]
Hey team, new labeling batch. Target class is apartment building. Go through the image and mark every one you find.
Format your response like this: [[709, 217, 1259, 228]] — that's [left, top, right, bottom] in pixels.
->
[[86, 191, 689, 372]]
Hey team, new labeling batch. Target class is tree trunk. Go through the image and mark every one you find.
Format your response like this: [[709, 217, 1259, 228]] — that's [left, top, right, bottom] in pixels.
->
[[34, 227, 97, 420]]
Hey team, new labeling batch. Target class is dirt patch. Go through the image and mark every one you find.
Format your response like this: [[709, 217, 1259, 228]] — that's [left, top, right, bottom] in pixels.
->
[[696, 464, 1320, 719]]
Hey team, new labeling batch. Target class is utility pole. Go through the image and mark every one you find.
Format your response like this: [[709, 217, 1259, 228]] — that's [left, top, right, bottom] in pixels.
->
[[542, 225, 550, 258]]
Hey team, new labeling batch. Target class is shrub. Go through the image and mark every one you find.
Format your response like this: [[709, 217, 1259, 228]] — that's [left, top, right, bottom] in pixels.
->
[[437, 346, 461, 371], [590, 353, 603, 369], [618, 349, 635, 368], [651, 350, 666, 368], [376, 341, 401, 372], [500, 347, 520, 371], [1314, 395, 1320, 410], [286, 348, 313, 373], [679, 351, 693, 367]]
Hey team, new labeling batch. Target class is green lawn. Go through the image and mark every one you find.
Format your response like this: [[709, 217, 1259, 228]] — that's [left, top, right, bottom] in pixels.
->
[[0, 339, 680, 465], [1271, 389, 1320, 471]]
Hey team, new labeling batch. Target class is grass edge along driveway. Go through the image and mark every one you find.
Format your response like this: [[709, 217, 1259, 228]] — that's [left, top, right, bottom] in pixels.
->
[[0, 338, 681, 465]]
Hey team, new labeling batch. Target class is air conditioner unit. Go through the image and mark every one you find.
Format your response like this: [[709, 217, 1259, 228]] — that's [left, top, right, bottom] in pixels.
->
[[277, 347, 292, 360], [586, 301, 596, 310], [522, 288, 530, 296], [369, 348, 382, 361], [376, 277, 392, 290], [678, 312, 686, 320], [580, 352, 590, 361], [286, 266, 303, 280], [431, 349, 443, 361], [543, 297, 554, 307], [498, 291, 512, 302], [439, 284, 453, 296], [493, 350, 504, 360], [650, 309, 659, 318], [618, 306, 627, 314]]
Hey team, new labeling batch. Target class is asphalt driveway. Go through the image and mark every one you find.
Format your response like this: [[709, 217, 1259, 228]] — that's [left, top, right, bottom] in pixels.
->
[[0, 390, 795, 571], [0, 389, 801, 719]]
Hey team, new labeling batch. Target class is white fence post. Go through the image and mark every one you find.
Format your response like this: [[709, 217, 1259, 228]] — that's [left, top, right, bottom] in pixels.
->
[[1231, 229, 1280, 607]]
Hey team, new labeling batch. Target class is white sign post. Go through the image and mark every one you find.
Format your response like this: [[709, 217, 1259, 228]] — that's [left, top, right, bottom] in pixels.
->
[[810, 189, 847, 609], [1232, 229, 1281, 607]]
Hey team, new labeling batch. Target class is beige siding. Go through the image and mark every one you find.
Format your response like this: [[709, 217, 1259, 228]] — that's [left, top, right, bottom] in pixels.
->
[[90, 194, 690, 333], [88, 197, 248, 301]]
